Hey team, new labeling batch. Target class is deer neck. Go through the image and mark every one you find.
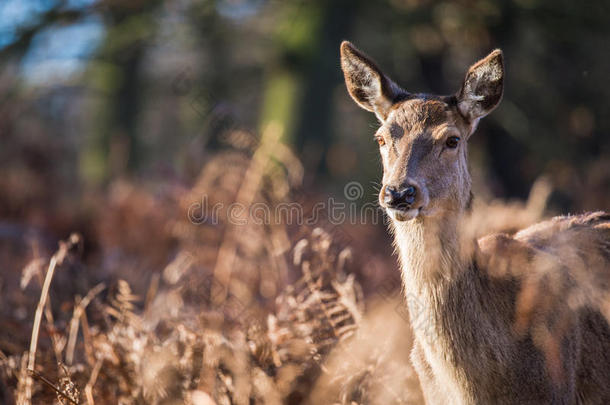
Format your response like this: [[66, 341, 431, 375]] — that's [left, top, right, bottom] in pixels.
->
[[391, 211, 486, 342], [392, 212, 489, 401], [393, 214, 469, 293]]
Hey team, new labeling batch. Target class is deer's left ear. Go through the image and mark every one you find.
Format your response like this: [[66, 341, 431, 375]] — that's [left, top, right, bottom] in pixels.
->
[[457, 49, 504, 122]]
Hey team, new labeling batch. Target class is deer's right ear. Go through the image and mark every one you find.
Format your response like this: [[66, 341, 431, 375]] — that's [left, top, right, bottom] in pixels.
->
[[340, 41, 405, 122], [457, 49, 504, 123]]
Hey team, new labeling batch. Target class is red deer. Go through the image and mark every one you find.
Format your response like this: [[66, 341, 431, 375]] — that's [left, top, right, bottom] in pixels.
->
[[340, 41, 610, 404]]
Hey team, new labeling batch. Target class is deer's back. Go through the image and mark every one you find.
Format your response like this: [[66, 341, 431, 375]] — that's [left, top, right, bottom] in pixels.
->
[[475, 211, 610, 404]]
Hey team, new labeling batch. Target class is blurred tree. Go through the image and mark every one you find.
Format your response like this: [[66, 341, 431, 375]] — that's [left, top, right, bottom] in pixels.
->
[[81, 0, 162, 183], [258, 1, 323, 144], [293, 0, 355, 176]]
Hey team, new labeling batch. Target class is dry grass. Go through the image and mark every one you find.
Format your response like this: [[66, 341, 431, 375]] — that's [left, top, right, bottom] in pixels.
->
[[4, 226, 368, 404]]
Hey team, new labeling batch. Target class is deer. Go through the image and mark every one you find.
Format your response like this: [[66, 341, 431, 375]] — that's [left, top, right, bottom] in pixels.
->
[[340, 41, 610, 405]]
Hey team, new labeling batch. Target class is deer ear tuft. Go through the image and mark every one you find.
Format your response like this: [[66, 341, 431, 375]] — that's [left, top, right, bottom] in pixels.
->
[[340, 41, 405, 122], [457, 49, 504, 122]]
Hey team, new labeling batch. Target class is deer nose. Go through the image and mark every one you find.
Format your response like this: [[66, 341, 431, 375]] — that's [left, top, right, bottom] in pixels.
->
[[384, 185, 417, 208]]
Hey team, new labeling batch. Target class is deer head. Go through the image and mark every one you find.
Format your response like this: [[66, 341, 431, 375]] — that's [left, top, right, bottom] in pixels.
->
[[340, 41, 503, 222]]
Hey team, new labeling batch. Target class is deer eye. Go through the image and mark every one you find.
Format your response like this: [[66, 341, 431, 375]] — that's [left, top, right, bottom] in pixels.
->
[[375, 136, 386, 146], [445, 136, 460, 149]]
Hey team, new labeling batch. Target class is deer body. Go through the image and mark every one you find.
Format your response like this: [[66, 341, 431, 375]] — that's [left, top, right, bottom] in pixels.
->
[[340, 41, 610, 404], [396, 215, 610, 405]]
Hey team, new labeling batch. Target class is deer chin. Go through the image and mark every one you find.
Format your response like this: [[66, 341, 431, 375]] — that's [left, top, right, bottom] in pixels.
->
[[386, 207, 421, 222]]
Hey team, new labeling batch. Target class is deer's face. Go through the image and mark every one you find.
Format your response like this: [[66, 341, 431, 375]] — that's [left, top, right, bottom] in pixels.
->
[[340, 42, 504, 222], [375, 98, 474, 221]]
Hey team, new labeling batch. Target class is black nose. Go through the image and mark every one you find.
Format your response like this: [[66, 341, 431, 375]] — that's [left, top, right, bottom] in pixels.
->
[[384, 185, 417, 208]]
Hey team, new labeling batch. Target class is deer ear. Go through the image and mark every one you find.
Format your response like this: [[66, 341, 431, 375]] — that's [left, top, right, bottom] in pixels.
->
[[457, 49, 504, 122], [340, 41, 405, 122]]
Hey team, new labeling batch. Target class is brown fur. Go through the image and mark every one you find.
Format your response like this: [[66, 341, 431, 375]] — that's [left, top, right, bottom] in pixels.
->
[[340, 41, 610, 404]]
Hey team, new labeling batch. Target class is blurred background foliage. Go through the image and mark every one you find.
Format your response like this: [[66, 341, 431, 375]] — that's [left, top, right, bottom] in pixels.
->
[[1, 0, 609, 222]]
